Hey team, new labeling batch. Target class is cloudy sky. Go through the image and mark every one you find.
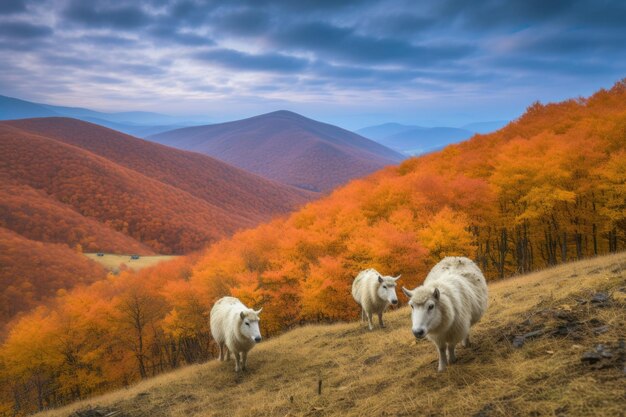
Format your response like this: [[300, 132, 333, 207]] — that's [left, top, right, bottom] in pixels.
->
[[1, 0, 625, 129]]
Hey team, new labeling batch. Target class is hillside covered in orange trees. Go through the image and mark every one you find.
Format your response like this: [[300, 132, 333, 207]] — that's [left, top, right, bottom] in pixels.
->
[[0, 228, 107, 325], [1, 81, 625, 414], [0, 118, 312, 334], [0, 118, 312, 256]]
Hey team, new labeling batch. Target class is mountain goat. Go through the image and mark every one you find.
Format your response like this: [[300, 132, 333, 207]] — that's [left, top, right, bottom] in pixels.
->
[[402, 257, 488, 371], [352, 268, 401, 330], [210, 296, 262, 372]]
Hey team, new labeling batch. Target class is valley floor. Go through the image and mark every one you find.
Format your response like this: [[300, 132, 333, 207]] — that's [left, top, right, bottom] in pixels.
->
[[83, 253, 179, 272], [40, 253, 626, 417]]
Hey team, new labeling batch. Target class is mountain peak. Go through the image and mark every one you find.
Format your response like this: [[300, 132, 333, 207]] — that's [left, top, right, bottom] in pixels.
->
[[149, 112, 404, 192]]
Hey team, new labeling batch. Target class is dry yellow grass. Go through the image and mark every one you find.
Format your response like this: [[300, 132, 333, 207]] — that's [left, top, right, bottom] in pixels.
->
[[84, 253, 179, 272], [40, 254, 626, 417]]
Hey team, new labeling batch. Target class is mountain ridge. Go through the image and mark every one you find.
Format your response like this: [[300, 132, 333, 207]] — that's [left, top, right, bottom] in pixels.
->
[[0, 117, 313, 254], [0, 95, 203, 137], [149, 110, 404, 192]]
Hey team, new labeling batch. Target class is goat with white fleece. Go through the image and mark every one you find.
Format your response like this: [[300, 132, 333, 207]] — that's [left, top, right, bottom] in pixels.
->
[[402, 257, 488, 371], [210, 296, 263, 372], [352, 268, 400, 330]]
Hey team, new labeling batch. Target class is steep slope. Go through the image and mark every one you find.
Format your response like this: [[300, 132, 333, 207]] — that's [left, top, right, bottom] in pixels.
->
[[0, 182, 153, 254], [4, 118, 312, 220], [0, 227, 107, 325], [0, 119, 312, 254], [149, 110, 404, 192], [35, 254, 626, 417]]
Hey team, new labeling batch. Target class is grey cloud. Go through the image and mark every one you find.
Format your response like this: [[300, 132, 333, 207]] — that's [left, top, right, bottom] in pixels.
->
[[0, 21, 52, 38], [436, 0, 626, 32], [193, 48, 309, 72], [62, 0, 151, 29], [361, 13, 435, 37], [0, 0, 624, 127], [271, 22, 473, 66], [210, 8, 271, 37], [150, 25, 215, 46], [81, 34, 139, 47], [0, 0, 26, 14]]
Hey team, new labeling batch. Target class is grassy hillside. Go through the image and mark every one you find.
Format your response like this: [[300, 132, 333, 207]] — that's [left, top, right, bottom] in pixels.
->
[[84, 253, 179, 272], [39, 253, 626, 417]]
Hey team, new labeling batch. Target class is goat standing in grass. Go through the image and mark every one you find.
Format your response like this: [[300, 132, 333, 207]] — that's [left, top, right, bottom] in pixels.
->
[[352, 269, 400, 330], [402, 257, 488, 371], [210, 296, 263, 372]]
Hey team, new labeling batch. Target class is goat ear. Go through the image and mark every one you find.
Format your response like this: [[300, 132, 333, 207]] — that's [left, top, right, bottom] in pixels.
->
[[378, 275, 383, 283], [402, 286, 413, 298], [393, 274, 401, 281], [433, 288, 440, 300], [240, 311, 245, 320], [255, 308, 263, 315]]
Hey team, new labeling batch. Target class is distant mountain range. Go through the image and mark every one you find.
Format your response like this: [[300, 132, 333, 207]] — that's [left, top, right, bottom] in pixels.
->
[[0, 95, 206, 137], [0, 117, 312, 255], [149, 110, 404, 192], [357, 120, 508, 155], [1, 95, 405, 191]]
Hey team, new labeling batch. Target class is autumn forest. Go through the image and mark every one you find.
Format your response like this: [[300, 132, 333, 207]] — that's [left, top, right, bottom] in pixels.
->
[[0, 80, 624, 414]]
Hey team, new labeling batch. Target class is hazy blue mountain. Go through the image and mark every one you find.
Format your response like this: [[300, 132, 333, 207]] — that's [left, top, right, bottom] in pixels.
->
[[0, 94, 204, 137], [357, 119, 508, 155], [378, 126, 474, 155], [356, 123, 420, 140], [0, 95, 61, 119], [461, 120, 508, 133], [78, 116, 186, 137]]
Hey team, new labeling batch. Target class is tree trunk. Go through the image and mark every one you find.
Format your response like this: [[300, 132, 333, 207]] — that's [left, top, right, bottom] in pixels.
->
[[561, 231, 567, 263], [135, 324, 147, 379], [497, 228, 508, 279], [34, 374, 44, 412]]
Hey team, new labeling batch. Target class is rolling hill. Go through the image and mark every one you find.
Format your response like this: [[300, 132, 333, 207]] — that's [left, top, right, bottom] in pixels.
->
[[0, 117, 312, 328], [0, 118, 312, 255], [149, 110, 404, 192], [34, 253, 626, 417]]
